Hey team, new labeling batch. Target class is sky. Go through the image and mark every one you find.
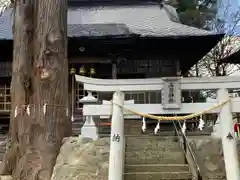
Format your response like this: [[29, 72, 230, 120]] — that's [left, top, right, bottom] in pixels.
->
[[217, 0, 240, 35]]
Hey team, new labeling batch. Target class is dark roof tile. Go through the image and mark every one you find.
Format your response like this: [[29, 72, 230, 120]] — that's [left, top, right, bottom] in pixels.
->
[[0, 4, 219, 40], [68, 23, 132, 37]]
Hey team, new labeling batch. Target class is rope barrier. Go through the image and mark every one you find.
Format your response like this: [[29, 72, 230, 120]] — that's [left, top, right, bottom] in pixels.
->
[[111, 98, 231, 121]]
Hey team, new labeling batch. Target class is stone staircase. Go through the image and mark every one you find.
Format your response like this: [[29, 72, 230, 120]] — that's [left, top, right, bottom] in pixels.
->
[[124, 136, 192, 180], [72, 114, 112, 137], [71, 114, 85, 136], [124, 120, 192, 180]]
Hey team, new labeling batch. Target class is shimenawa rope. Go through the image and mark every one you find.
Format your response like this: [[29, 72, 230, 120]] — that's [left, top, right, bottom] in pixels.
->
[[111, 99, 231, 121]]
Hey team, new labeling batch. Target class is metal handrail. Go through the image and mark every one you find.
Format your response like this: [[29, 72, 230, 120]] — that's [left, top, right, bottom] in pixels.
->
[[172, 120, 202, 180]]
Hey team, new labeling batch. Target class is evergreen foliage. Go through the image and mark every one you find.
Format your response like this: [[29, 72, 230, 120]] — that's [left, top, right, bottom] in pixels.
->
[[167, 0, 218, 29]]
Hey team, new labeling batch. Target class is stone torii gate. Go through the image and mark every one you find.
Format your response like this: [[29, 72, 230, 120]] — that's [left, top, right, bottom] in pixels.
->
[[75, 74, 240, 180]]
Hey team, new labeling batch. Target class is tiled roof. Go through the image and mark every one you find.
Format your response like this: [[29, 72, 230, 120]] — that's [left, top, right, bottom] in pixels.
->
[[67, 23, 132, 37], [67, 5, 216, 37], [1, 4, 219, 40]]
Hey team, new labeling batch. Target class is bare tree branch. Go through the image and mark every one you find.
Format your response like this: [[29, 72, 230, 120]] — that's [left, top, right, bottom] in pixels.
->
[[0, 0, 11, 16], [192, 2, 240, 78]]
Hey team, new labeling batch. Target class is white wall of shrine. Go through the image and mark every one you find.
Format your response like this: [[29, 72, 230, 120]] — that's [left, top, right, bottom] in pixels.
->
[[75, 75, 240, 116]]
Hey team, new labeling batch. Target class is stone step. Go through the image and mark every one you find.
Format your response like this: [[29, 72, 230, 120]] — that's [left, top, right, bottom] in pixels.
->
[[124, 171, 192, 180], [126, 134, 174, 137], [125, 164, 189, 173], [124, 120, 177, 128], [73, 114, 84, 120], [124, 123, 175, 129], [125, 136, 180, 148], [205, 172, 226, 180], [126, 135, 177, 140], [72, 127, 81, 131], [101, 134, 176, 138], [99, 134, 110, 138], [72, 128, 81, 135], [124, 119, 158, 124], [72, 122, 83, 129], [124, 120, 143, 125], [125, 149, 185, 164], [125, 145, 181, 153], [124, 123, 141, 127], [98, 126, 111, 134]]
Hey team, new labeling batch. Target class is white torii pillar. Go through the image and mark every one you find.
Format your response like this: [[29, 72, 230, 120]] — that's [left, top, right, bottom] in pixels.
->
[[218, 88, 240, 180], [108, 91, 125, 180]]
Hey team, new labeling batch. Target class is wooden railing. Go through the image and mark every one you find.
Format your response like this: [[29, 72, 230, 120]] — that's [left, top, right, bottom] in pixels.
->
[[75, 82, 98, 110], [0, 85, 10, 113]]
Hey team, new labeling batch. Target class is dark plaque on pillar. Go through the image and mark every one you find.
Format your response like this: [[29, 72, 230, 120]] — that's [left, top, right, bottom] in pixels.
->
[[162, 77, 181, 109]]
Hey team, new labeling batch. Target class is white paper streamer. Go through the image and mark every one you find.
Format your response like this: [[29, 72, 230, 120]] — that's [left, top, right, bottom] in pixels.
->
[[198, 115, 205, 131], [154, 122, 160, 135], [142, 117, 146, 132], [182, 121, 186, 134], [66, 107, 68, 116], [71, 115, 74, 122], [43, 103, 47, 115], [26, 105, 30, 116], [14, 105, 18, 118]]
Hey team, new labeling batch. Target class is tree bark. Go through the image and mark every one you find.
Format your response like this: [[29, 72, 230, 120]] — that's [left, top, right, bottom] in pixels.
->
[[0, 0, 71, 179]]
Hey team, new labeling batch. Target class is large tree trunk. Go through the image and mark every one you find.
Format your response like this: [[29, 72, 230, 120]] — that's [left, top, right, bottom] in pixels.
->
[[0, 0, 71, 179]]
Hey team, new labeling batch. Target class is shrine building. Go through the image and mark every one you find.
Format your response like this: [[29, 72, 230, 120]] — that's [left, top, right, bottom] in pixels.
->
[[0, 0, 224, 121]]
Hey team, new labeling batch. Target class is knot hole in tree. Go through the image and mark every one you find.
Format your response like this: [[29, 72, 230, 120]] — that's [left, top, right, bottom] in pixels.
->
[[38, 29, 64, 80]]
